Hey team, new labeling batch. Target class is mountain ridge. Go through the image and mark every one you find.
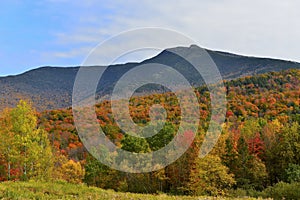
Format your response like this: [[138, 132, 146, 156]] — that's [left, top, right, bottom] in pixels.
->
[[2, 45, 299, 78], [1, 45, 299, 111]]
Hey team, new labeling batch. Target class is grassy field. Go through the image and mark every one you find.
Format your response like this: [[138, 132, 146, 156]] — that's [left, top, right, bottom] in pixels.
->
[[0, 181, 265, 200]]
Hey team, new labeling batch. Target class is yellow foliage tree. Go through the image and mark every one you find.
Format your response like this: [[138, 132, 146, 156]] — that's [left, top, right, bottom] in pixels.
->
[[0, 100, 53, 181], [61, 160, 85, 184]]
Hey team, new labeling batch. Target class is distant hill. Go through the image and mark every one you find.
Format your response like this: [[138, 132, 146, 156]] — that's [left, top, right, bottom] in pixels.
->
[[1, 45, 299, 111]]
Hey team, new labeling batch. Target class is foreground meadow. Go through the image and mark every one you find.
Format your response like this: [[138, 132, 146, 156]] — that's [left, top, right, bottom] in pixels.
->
[[0, 181, 266, 200]]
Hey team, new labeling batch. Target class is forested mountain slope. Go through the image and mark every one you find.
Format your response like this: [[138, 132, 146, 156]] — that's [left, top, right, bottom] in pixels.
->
[[1, 45, 299, 111]]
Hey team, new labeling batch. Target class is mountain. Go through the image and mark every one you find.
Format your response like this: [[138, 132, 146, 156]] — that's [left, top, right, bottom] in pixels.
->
[[1, 45, 299, 111]]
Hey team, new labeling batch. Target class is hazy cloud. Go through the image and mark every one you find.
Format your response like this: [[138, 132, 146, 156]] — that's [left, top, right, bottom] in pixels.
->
[[46, 0, 300, 63]]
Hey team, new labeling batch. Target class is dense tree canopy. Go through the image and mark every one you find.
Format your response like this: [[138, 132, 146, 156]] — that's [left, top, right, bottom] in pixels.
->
[[0, 69, 299, 197]]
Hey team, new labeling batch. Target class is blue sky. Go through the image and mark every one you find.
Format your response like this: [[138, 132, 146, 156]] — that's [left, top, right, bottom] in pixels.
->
[[1, 0, 300, 76]]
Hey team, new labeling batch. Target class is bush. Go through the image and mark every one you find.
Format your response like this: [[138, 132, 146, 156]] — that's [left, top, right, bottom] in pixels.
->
[[285, 163, 300, 183], [262, 182, 300, 200], [229, 188, 263, 199]]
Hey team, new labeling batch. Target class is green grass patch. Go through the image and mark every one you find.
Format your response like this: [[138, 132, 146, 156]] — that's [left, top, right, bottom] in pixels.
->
[[0, 181, 265, 200]]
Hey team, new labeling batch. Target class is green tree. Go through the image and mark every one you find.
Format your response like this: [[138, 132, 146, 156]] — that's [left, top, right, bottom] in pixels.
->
[[188, 155, 235, 196], [234, 136, 268, 189], [285, 164, 300, 183], [274, 122, 300, 182], [222, 137, 238, 174], [121, 133, 151, 153], [145, 122, 175, 151], [0, 100, 53, 181], [84, 154, 126, 191]]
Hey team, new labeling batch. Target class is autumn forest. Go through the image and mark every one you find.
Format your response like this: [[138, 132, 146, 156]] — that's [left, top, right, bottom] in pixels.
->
[[0, 69, 299, 199]]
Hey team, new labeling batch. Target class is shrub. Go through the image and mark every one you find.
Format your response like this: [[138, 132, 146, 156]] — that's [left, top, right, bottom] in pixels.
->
[[262, 182, 300, 200], [285, 163, 300, 183]]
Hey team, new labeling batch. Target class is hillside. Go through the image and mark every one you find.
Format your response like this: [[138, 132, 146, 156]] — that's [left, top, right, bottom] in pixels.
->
[[1, 69, 299, 198], [38, 69, 300, 163], [1, 45, 299, 111]]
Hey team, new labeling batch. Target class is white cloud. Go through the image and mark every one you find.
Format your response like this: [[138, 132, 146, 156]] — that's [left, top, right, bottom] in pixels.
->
[[47, 0, 300, 63], [43, 46, 93, 59]]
